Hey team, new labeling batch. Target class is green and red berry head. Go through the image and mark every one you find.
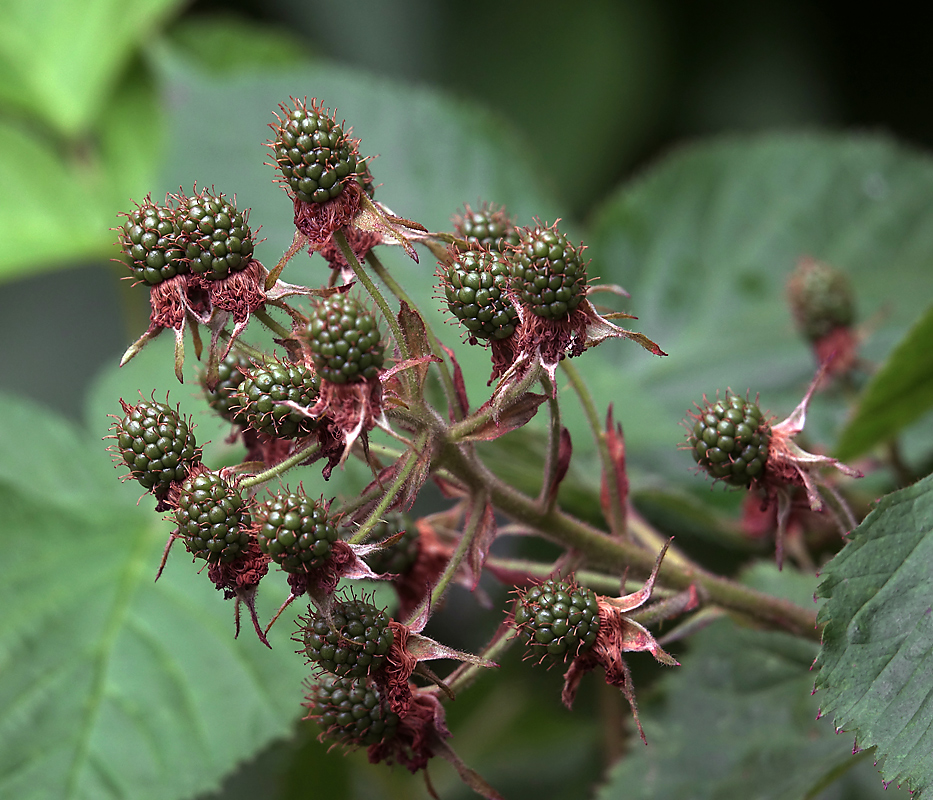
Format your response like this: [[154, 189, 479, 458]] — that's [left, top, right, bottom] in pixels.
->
[[304, 675, 399, 748], [201, 351, 251, 425], [686, 391, 771, 488], [452, 202, 520, 253], [111, 398, 200, 494], [235, 358, 321, 439], [787, 256, 856, 344], [254, 490, 339, 572], [175, 188, 255, 281], [116, 196, 187, 286], [299, 596, 395, 679], [302, 294, 385, 385], [513, 577, 600, 660], [363, 512, 420, 576], [440, 248, 519, 343], [175, 470, 252, 563], [509, 221, 588, 321]]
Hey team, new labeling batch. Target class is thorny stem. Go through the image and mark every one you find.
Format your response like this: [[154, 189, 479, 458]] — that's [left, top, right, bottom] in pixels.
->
[[253, 307, 293, 340], [434, 433, 820, 641], [265, 229, 308, 290], [365, 249, 461, 419], [238, 440, 322, 489], [334, 228, 411, 364], [347, 431, 430, 545], [537, 374, 562, 511]]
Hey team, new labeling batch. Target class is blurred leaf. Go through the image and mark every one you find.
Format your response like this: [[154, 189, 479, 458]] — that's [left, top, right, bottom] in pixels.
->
[[598, 616, 898, 800], [587, 134, 933, 482], [814, 472, 933, 795], [0, 393, 308, 800], [0, 0, 182, 136], [0, 66, 163, 281], [835, 302, 933, 460]]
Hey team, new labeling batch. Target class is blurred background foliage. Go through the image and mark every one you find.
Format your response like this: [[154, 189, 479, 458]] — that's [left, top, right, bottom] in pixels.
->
[[1, 2, 931, 798]]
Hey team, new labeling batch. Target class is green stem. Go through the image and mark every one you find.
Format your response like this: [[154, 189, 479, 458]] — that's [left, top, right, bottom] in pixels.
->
[[537, 374, 562, 511], [239, 440, 321, 489], [253, 307, 293, 340], [334, 228, 411, 363], [447, 360, 543, 442]]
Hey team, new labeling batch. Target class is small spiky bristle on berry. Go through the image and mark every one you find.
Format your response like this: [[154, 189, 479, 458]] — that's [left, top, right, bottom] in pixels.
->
[[452, 202, 520, 253], [175, 471, 252, 563], [302, 294, 385, 385], [111, 398, 201, 496], [298, 596, 395, 679], [686, 391, 771, 488], [254, 490, 339, 572], [513, 577, 600, 661], [176, 188, 255, 281], [303, 675, 400, 748], [117, 197, 187, 285]]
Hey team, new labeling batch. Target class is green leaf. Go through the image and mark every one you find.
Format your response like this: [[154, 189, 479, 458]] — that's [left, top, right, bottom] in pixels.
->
[[814, 472, 933, 795], [835, 302, 933, 460], [0, 393, 308, 800], [598, 615, 900, 800], [587, 134, 933, 480], [0, 0, 183, 137]]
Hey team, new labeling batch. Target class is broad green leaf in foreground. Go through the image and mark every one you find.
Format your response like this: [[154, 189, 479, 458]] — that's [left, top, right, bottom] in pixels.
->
[[814, 472, 933, 796], [599, 565, 902, 800], [0, 394, 308, 800], [835, 302, 933, 461]]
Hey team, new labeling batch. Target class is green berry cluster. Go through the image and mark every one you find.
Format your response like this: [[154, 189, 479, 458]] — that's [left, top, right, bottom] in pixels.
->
[[441, 250, 519, 342], [688, 392, 771, 487], [175, 471, 252, 563], [514, 578, 600, 659], [254, 491, 339, 572], [113, 400, 200, 491], [787, 257, 856, 342], [236, 361, 321, 439], [303, 295, 385, 384], [453, 203, 520, 253], [117, 198, 187, 285], [202, 351, 250, 424], [177, 189, 255, 281], [510, 224, 588, 320], [270, 99, 360, 205], [364, 512, 420, 575], [305, 675, 399, 747], [301, 597, 394, 678]]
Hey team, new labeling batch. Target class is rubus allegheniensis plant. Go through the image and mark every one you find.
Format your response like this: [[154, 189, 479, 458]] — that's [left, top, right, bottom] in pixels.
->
[[104, 96, 880, 799]]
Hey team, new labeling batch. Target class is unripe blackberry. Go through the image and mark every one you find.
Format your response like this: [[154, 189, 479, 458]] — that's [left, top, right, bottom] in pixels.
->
[[303, 295, 384, 385], [202, 351, 250, 424], [364, 512, 419, 575], [177, 189, 255, 280], [269, 99, 360, 205], [688, 392, 771, 487], [113, 400, 199, 491], [453, 202, 520, 253], [300, 597, 394, 678], [514, 578, 599, 659], [441, 250, 519, 342], [175, 471, 251, 563], [787, 257, 856, 342], [117, 198, 187, 285], [254, 491, 339, 572], [236, 361, 321, 439], [305, 676, 399, 747], [510, 223, 588, 320]]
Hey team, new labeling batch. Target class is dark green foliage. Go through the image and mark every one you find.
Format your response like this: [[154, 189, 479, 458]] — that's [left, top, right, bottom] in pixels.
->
[[113, 399, 199, 491], [270, 98, 360, 205], [236, 360, 321, 438], [175, 471, 251, 562], [510, 223, 588, 320], [304, 675, 399, 747], [303, 294, 384, 385], [177, 188, 255, 280], [300, 597, 394, 678], [254, 491, 339, 572], [441, 249, 519, 341], [687, 392, 770, 487], [514, 578, 600, 659], [118, 198, 187, 285]]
